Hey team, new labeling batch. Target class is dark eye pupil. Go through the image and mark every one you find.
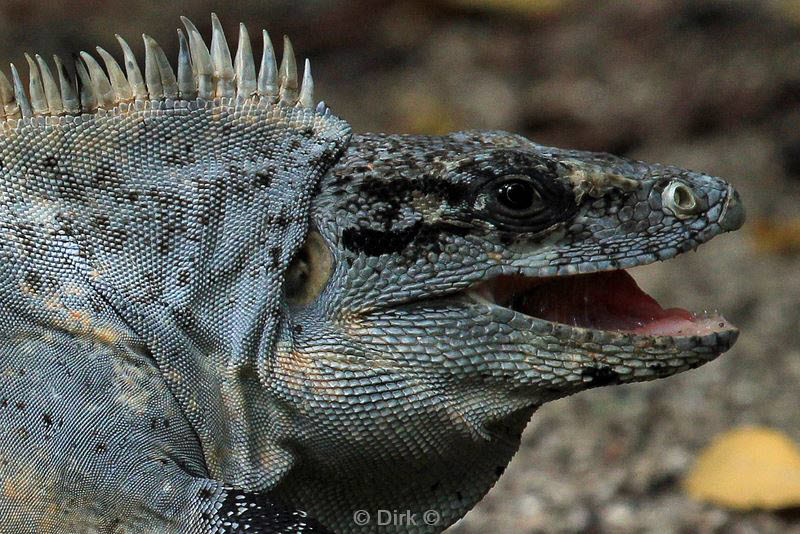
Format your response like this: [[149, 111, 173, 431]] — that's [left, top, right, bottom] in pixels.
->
[[498, 181, 534, 210]]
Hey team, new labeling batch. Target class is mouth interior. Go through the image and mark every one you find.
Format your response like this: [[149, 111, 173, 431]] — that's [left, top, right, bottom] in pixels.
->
[[476, 270, 731, 337]]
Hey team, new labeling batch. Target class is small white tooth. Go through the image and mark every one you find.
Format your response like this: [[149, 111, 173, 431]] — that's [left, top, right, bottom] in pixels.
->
[[35, 54, 63, 115], [74, 55, 97, 112], [234, 23, 256, 100], [481, 285, 496, 304], [257, 30, 277, 99], [180, 16, 213, 99], [96, 46, 133, 103], [115, 35, 148, 100], [10, 63, 33, 118], [278, 36, 298, 104], [210, 13, 234, 97], [25, 53, 47, 115], [298, 58, 313, 109], [0, 70, 18, 119], [176, 29, 196, 99], [79, 51, 114, 108], [53, 55, 79, 113]]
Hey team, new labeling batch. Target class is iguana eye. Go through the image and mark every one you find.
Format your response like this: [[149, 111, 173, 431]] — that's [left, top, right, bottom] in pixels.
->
[[476, 168, 577, 233], [459, 151, 578, 232], [495, 176, 542, 213], [486, 174, 548, 225]]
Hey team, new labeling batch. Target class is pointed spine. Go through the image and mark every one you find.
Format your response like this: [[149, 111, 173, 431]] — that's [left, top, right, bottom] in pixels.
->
[[181, 17, 213, 99], [298, 59, 314, 109], [257, 30, 278, 100], [154, 38, 178, 98], [278, 36, 298, 105], [210, 13, 234, 98], [53, 55, 79, 113], [10, 63, 33, 118], [115, 35, 147, 100], [177, 29, 196, 99], [74, 55, 97, 112], [143, 34, 178, 99], [35, 54, 63, 115], [24, 53, 47, 115], [142, 34, 164, 99], [80, 52, 114, 108], [234, 23, 256, 100], [96, 46, 133, 103]]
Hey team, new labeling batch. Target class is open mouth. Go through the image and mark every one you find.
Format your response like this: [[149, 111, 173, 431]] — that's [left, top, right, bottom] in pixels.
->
[[469, 270, 735, 337]]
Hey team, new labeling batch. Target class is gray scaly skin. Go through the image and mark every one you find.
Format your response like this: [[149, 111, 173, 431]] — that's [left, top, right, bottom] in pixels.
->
[[0, 14, 744, 534]]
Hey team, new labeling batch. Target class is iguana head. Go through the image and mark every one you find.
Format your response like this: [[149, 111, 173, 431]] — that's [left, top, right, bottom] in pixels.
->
[[277, 130, 744, 530]]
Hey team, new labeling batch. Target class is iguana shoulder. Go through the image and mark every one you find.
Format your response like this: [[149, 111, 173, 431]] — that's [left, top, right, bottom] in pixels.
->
[[0, 14, 347, 533]]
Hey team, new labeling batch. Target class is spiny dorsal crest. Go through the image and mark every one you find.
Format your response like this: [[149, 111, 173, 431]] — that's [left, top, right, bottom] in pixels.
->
[[0, 13, 327, 122]]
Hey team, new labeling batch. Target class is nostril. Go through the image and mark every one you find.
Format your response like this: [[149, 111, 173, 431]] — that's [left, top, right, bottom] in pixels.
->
[[662, 181, 699, 218]]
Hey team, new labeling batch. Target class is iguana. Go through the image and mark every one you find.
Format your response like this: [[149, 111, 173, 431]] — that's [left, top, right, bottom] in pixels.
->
[[0, 14, 744, 534]]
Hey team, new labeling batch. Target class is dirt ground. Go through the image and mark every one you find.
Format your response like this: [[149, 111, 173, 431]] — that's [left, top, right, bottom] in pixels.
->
[[3, 1, 799, 532]]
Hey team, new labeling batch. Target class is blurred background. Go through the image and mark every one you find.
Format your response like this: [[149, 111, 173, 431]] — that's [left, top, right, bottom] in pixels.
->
[[2, 0, 798, 532]]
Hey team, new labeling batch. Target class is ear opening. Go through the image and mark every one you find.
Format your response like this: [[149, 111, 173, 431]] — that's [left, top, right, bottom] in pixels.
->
[[285, 230, 333, 307]]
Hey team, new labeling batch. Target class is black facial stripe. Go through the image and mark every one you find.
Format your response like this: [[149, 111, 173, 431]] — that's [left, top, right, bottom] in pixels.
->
[[341, 219, 471, 257], [342, 220, 423, 256]]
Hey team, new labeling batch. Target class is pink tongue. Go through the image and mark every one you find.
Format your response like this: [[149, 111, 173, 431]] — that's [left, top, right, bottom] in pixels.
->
[[520, 270, 694, 333]]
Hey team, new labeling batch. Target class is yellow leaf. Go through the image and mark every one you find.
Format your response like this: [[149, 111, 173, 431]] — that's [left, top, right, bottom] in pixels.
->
[[684, 426, 800, 510], [751, 217, 800, 255]]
